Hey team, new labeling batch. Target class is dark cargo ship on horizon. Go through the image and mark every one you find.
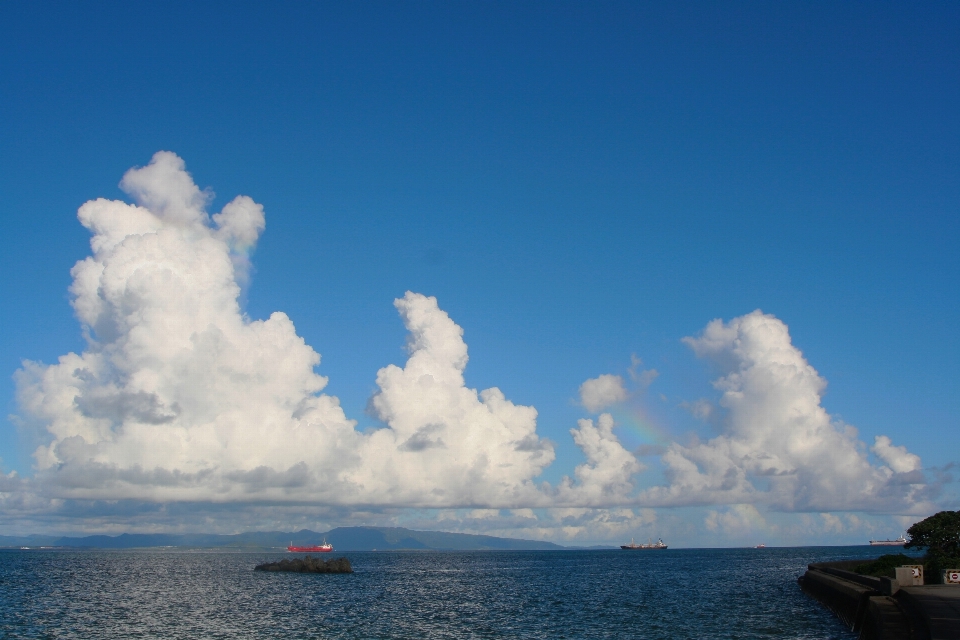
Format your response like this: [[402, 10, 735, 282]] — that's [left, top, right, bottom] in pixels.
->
[[621, 538, 668, 550]]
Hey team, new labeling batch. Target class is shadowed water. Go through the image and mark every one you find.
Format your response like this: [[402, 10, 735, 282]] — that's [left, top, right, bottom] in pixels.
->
[[0, 546, 905, 638]]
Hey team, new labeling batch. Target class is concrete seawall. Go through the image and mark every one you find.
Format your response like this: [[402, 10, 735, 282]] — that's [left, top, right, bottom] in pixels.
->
[[799, 560, 960, 639]]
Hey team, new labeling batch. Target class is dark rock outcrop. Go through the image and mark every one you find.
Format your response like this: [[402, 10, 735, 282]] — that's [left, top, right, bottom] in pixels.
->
[[255, 555, 353, 573]]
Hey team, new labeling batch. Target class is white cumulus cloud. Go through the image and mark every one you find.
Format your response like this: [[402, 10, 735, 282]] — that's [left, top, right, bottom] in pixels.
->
[[641, 310, 929, 513], [871, 435, 922, 474], [351, 291, 556, 507], [556, 413, 643, 506], [11, 152, 578, 512], [7, 152, 939, 537], [579, 374, 628, 412]]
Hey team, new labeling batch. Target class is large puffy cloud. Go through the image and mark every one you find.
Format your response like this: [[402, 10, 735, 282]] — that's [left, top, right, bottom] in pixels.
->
[[643, 311, 930, 513], [13, 152, 572, 509], [17, 152, 358, 502], [350, 292, 556, 507]]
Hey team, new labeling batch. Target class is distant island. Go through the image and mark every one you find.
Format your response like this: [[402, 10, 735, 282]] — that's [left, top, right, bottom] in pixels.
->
[[0, 526, 613, 551]]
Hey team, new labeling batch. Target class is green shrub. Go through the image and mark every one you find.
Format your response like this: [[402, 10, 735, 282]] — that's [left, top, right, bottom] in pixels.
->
[[855, 554, 917, 578]]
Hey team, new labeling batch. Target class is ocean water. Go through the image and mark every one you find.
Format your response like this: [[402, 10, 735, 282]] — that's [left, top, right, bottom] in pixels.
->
[[0, 546, 907, 639]]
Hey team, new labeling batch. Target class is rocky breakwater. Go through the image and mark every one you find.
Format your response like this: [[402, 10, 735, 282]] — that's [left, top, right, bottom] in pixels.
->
[[255, 556, 353, 573]]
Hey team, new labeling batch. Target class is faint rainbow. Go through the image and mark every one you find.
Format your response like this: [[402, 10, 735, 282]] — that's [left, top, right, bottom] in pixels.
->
[[607, 403, 673, 445]]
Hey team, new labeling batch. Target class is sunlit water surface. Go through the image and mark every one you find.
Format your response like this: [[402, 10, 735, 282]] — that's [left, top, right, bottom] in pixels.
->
[[0, 546, 902, 638]]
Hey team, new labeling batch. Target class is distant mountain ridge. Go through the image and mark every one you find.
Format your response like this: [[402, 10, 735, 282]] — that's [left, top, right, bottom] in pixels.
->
[[1, 527, 575, 551]]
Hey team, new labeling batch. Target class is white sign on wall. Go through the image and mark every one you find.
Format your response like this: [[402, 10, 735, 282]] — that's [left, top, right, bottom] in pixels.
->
[[896, 565, 924, 586]]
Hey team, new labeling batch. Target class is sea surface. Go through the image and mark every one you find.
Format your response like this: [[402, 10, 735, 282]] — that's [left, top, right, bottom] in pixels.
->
[[0, 545, 915, 639]]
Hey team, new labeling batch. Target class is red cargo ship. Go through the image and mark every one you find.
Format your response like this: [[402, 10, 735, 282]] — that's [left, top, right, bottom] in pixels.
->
[[287, 540, 333, 553]]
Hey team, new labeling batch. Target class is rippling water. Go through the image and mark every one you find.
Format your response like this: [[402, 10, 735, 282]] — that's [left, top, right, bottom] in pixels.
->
[[0, 546, 901, 638]]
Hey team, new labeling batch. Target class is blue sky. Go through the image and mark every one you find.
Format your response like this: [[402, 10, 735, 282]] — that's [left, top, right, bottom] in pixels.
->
[[0, 1, 957, 545]]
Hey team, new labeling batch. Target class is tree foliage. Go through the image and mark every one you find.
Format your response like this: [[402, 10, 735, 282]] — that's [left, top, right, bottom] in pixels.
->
[[905, 510, 960, 556], [906, 511, 960, 582]]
